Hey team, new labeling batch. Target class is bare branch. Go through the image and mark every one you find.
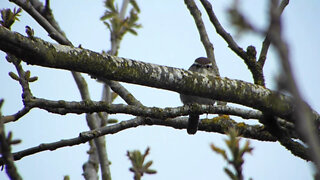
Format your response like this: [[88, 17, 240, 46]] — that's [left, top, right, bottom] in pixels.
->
[[199, 0, 247, 61], [1, 27, 319, 125], [9, 0, 110, 177], [268, 0, 320, 172], [10, 0, 71, 45], [102, 79, 143, 106], [0, 116, 280, 166], [200, 0, 265, 86], [257, 0, 290, 67], [2, 106, 31, 123], [0, 100, 22, 180], [261, 113, 310, 162], [25, 97, 265, 119]]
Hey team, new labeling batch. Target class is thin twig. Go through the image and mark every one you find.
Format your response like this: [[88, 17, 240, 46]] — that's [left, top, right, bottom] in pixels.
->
[[200, 0, 265, 86], [102, 79, 142, 106], [3, 105, 31, 123], [257, 0, 290, 67], [10, 0, 71, 45], [200, 0, 247, 60]]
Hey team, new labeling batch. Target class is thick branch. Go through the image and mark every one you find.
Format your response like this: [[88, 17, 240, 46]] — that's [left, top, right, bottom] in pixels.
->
[[0, 26, 319, 124]]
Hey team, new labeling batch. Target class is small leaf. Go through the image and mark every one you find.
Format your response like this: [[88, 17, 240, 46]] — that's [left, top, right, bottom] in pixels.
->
[[100, 11, 116, 21], [211, 144, 227, 160], [0, 8, 22, 29], [103, 21, 112, 30], [107, 118, 118, 124], [145, 169, 157, 174], [224, 168, 236, 180], [13, 7, 22, 21], [144, 161, 153, 169], [8, 72, 20, 81], [127, 28, 138, 35], [28, 76, 38, 82], [130, 0, 140, 13]]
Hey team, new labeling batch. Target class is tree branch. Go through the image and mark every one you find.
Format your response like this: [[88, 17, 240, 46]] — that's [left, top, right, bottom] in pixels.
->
[[0, 115, 280, 166], [257, 0, 290, 68], [0, 100, 22, 180], [2, 106, 31, 123], [1, 26, 318, 125], [9, 0, 111, 177], [9, 0, 71, 45], [268, 0, 320, 172], [200, 0, 265, 86], [25, 97, 264, 120], [184, 0, 219, 75], [199, 0, 247, 61]]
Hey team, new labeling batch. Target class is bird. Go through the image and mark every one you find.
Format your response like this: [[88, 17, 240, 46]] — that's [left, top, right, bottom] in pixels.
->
[[180, 57, 216, 135]]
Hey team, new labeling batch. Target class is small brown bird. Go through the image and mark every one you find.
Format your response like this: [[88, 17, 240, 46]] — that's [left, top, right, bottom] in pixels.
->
[[180, 57, 216, 134]]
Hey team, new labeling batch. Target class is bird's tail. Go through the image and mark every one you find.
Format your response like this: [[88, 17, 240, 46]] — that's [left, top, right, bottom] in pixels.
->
[[187, 114, 199, 135]]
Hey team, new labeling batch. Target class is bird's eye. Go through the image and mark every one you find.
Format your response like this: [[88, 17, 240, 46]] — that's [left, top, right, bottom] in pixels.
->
[[206, 65, 212, 68]]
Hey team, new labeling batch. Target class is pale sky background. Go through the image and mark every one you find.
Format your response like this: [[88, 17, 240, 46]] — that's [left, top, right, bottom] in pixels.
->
[[0, 0, 319, 180]]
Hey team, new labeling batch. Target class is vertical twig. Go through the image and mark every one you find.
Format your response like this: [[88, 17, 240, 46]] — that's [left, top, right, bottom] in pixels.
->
[[0, 100, 22, 180]]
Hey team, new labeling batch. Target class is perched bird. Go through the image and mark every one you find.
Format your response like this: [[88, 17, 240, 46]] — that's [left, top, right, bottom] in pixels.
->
[[180, 57, 216, 134]]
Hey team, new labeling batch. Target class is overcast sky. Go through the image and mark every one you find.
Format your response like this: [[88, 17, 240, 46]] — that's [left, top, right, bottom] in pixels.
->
[[1, 0, 319, 179]]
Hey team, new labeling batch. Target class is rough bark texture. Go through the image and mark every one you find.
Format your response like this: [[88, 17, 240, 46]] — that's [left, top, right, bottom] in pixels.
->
[[0, 26, 318, 125]]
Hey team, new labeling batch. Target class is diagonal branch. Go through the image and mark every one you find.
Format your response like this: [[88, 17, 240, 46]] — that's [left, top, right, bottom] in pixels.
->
[[199, 0, 247, 61], [10, 0, 71, 45], [103, 79, 143, 106], [257, 0, 290, 68], [184, 0, 219, 75], [2, 106, 31, 123], [200, 0, 265, 86]]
